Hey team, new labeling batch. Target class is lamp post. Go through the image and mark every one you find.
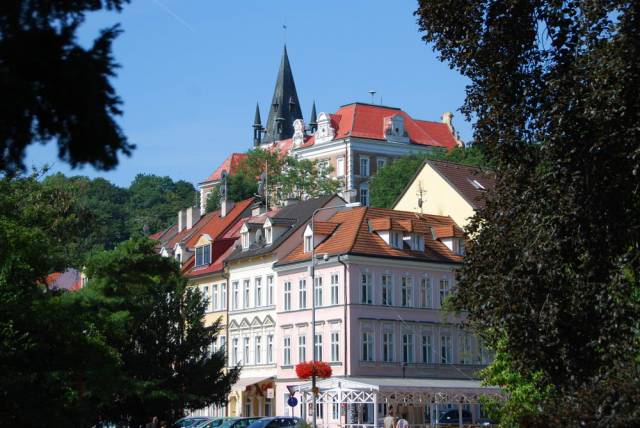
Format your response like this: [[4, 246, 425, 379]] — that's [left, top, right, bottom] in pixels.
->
[[310, 201, 360, 428]]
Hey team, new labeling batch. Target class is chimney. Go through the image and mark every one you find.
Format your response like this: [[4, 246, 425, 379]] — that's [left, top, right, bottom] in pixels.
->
[[441, 112, 454, 128], [185, 206, 201, 230], [221, 200, 235, 218], [283, 197, 299, 207], [178, 209, 186, 232], [251, 203, 267, 217]]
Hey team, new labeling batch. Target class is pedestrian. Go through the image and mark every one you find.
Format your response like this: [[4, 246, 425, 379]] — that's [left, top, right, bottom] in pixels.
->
[[395, 413, 409, 428], [145, 416, 159, 428], [383, 408, 395, 428]]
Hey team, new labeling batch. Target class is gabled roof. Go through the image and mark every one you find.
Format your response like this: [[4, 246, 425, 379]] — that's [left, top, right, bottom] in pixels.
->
[[226, 195, 339, 262], [432, 224, 465, 239], [297, 103, 459, 149], [200, 153, 248, 184], [277, 207, 463, 266], [185, 198, 254, 249], [395, 159, 495, 210]]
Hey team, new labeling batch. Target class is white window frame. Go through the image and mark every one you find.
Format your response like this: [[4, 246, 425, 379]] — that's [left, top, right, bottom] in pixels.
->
[[232, 337, 239, 365], [255, 277, 263, 307], [381, 273, 393, 306], [265, 226, 273, 245], [314, 276, 323, 307], [330, 332, 340, 362], [383, 331, 395, 362], [283, 336, 291, 366], [422, 333, 434, 363], [439, 278, 450, 307], [362, 331, 374, 362], [241, 231, 250, 250], [267, 334, 274, 363], [376, 157, 387, 171], [255, 335, 262, 364], [402, 333, 415, 363], [360, 156, 370, 177], [304, 235, 312, 253], [284, 281, 292, 311], [314, 333, 323, 361], [298, 335, 306, 363], [441, 334, 453, 364], [243, 337, 250, 365], [299, 279, 307, 309], [243, 279, 250, 309], [266, 275, 274, 306], [231, 281, 239, 310], [336, 156, 345, 177], [212, 284, 219, 310], [401, 275, 413, 307], [359, 184, 369, 206], [361, 272, 372, 304], [330, 273, 339, 305]]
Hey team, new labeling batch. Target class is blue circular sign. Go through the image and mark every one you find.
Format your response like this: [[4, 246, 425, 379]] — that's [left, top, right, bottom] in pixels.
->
[[287, 396, 298, 407]]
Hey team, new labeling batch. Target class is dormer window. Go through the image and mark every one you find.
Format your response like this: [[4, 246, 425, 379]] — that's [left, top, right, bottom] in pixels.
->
[[410, 234, 424, 251], [391, 231, 402, 248], [304, 235, 312, 253], [265, 226, 273, 245], [195, 244, 211, 267], [456, 239, 465, 256], [241, 231, 250, 250]]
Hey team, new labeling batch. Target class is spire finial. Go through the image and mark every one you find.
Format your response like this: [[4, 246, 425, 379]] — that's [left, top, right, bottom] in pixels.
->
[[309, 101, 318, 133]]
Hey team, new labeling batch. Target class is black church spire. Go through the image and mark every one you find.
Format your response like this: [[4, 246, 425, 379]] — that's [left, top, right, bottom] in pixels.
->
[[264, 45, 303, 143], [253, 102, 263, 146], [309, 101, 317, 133]]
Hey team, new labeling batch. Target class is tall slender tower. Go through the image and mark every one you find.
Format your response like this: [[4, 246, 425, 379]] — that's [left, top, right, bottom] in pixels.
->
[[264, 45, 303, 143]]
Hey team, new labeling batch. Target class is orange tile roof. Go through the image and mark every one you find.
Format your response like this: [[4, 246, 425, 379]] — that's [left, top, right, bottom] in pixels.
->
[[313, 221, 339, 235], [201, 153, 248, 184], [298, 103, 459, 149], [278, 207, 463, 265], [432, 224, 465, 239], [184, 198, 254, 248]]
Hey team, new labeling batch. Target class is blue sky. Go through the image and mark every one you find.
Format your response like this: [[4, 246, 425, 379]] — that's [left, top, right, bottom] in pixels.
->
[[25, 0, 472, 187]]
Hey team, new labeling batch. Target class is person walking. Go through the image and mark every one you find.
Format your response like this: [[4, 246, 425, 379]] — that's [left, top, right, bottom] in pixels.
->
[[395, 413, 409, 428], [383, 408, 395, 428]]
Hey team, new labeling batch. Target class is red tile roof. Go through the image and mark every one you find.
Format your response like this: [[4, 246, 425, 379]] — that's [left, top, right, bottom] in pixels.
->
[[278, 207, 463, 265], [432, 224, 465, 239], [184, 198, 255, 248], [313, 221, 339, 235], [201, 153, 248, 184], [298, 103, 459, 149]]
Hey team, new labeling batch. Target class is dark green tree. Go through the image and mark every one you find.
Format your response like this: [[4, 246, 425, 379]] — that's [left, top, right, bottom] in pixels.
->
[[82, 238, 239, 425], [0, 0, 134, 174], [0, 172, 120, 427], [127, 174, 196, 236], [369, 146, 488, 208], [416, 0, 640, 425]]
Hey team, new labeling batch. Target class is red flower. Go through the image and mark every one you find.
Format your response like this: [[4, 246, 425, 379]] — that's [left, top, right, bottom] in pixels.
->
[[295, 361, 332, 380]]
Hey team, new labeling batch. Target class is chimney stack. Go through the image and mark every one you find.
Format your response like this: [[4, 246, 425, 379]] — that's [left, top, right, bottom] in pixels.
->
[[185, 206, 201, 230], [221, 200, 235, 218], [178, 209, 186, 232]]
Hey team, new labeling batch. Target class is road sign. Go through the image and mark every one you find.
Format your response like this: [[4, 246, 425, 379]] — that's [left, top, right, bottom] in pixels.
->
[[287, 396, 298, 407]]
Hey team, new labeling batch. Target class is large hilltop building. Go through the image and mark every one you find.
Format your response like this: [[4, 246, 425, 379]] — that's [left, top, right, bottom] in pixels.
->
[[199, 46, 463, 210]]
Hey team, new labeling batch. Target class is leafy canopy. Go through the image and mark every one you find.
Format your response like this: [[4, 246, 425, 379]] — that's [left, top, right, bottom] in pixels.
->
[[416, 0, 640, 425], [0, 0, 134, 174]]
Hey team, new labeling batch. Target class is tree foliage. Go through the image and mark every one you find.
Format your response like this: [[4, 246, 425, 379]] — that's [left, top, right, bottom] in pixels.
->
[[0, 173, 234, 426], [0, 0, 134, 174], [415, 0, 640, 425], [370, 145, 488, 208]]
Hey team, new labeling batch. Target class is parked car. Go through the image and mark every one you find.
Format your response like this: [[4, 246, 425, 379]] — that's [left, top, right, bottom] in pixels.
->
[[437, 409, 473, 425], [246, 417, 303, 428], [195, 417, 234, 428], [174, 416, 211, 428], [217, 417, 262, 428]]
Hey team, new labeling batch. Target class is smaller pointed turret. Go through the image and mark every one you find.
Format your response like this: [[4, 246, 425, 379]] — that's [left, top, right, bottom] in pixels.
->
[[253, 103, 264, 146], [309, 101, 318, 133]]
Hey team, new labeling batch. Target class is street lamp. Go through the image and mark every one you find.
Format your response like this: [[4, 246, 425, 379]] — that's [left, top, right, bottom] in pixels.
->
[[309, 201, 360, 428]]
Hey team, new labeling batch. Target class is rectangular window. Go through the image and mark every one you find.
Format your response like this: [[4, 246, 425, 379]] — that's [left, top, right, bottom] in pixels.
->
[[267, 275, 274, 305], [265, 227, 272, 244], [255, 277, 262, 307], [362, 332, 374, 362], [298, 335, 306, 363], [203, 286, 211, 312], [383, 331, 394, 362], [211, 337, 218, 355], [421, 277, 433, 308], [330, 273, 339, 305], [243, 337, 250, 365], [221, 283, 227, 309], [336, 157, 345, 177], [212, 284, 218, 310], [267, 334, 273, 363], [243, 279, 250, 309], [314, 277, 323, 307], [231, 281, 239, 310], [381, 274, 393, 306], [331, 332, 339, 362], [401, 276, 413, 307], [360, 187, 369, 206], [195, 245, 210, 267], [459, 334, 472, 364], [241, 232, 250, 250], [284, 281, 292, 311], [422, 334, 434, 363], [441, 335, 452, 364], [219, 335, 226, 352], [361, 272, 372, 304], [376, 158, 386, 170], [360, 156, 370, 176], [403, 333, 415, 363], [232, 338, 239, 365], [439, 278, 450, 307], [255, 336, 262, 364], [284, 337, 291, 366], [304, 235, 312, 253], [299, 279, 307, 309], [391, 231, 402, 248], [314, 334, 323, 361]]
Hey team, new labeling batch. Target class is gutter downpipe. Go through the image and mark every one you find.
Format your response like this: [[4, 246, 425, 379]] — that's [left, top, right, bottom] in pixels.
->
[[222, 265, 230, 417], [337, 254, 348, 377]]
